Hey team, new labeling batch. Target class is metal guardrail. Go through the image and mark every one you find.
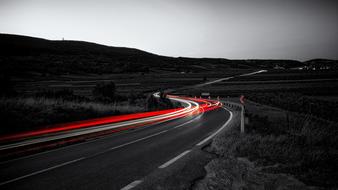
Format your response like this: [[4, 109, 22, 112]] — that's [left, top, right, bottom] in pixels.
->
[[222, 101, 245, 133]]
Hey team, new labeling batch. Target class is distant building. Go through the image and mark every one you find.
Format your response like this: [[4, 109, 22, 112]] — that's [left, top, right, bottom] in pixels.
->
[[201, 92, 210, 98], [273, 65, 285, 69], [290, 66, 304, 70]]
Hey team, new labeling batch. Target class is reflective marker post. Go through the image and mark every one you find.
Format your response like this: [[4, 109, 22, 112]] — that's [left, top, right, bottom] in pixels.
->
[[240, 104, 245, 134], [240, 95, 245, 134]]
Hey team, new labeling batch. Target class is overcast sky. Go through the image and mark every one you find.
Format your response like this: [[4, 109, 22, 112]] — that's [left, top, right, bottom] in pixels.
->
[[1, 0, 337, 60]]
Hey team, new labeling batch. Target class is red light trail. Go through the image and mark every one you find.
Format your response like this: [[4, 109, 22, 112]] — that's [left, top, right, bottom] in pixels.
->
[[0, 96, 222, 143]]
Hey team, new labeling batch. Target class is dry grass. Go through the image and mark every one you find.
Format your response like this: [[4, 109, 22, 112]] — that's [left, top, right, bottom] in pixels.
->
[[209, 101, 338, 188], [0, 96, 145, 135]]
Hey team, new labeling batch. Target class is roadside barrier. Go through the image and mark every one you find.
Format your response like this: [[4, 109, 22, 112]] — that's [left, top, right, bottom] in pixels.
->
[[222, 101, 245, 133]]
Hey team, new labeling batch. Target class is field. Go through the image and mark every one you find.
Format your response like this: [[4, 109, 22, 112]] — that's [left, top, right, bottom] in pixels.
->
[[12, 70, 251, 97], [180, 69, 338, 98]]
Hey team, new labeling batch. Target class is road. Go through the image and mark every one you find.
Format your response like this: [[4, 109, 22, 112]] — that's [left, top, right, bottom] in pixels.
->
[[0, 103, 231, 190]]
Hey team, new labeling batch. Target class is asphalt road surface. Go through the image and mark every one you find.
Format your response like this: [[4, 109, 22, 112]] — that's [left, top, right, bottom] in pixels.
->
[[0, 106, 231, 190]]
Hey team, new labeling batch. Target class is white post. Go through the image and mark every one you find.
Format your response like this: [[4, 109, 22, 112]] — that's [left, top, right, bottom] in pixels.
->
[[240, 104, 245, 133]]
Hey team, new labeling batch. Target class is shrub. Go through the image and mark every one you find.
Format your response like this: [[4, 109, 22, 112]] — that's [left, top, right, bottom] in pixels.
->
[[92, 81, 116, 102], [145, 92, 174, 111]]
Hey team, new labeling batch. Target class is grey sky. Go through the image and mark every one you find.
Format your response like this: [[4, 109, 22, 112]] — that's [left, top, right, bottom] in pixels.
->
[[1, 0, 337, 60]]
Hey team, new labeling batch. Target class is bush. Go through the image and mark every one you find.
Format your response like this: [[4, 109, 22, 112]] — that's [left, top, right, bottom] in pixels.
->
[[145, 92, 174, 111], [92, 81, 116, 102]]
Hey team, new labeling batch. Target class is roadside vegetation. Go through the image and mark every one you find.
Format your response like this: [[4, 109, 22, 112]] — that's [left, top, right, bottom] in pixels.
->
[[197, 99, 337, 189], [0, 81, 177, 135], [248, 92, 338, 122]]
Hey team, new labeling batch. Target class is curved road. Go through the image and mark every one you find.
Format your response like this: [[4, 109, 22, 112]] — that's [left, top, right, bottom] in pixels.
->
[[0, 70, 265, 190], [0, 103, 231, 190]]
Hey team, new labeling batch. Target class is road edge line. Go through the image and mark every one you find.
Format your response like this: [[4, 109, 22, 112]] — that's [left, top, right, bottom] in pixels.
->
[[196, 107, 233, 146], [158, 150, 191, 169], [121, 180, 143, 190]]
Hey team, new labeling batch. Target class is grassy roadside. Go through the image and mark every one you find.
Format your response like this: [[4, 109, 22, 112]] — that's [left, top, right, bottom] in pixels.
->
[[0, 78, 180, 136], [0, 96, 145, 135], [195, 101, 337, 189]]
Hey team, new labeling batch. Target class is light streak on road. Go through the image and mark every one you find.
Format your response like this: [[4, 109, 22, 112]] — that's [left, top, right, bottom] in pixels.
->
[[0, 94, 221, 150], [0, 70, 265, 149]]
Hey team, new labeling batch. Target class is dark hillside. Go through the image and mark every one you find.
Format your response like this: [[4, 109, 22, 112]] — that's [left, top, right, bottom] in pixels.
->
[[0, 33, 155, 56], [1, 33, 336, 77], [0, 33, 170, 75]]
